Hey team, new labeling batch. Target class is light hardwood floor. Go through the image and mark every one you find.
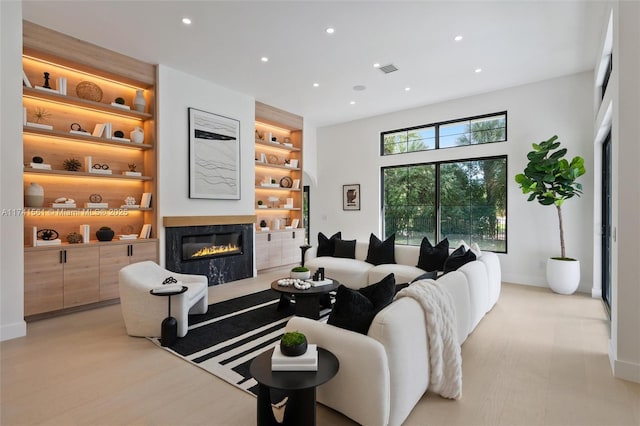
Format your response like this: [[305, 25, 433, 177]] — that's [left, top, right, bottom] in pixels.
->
[[2, 271, 639, 426]]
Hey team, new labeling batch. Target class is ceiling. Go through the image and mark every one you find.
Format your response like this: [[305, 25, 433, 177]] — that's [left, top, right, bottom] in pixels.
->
[[22, 1, 608, 127]]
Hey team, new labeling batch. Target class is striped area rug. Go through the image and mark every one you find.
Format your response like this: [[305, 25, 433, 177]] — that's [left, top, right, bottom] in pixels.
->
[[149, 289, 330, 399]]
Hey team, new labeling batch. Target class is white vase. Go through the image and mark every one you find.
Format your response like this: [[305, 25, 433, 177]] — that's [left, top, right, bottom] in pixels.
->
[[25, 182, 44, 207], [546, 258, 580, 295], [133, 90, 146, 113], [130, 126, 144, 143]]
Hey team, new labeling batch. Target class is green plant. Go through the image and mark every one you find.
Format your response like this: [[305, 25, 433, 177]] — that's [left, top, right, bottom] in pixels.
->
[[115, 97, 125, 104], [281, 331, 306, 347], [62, 158, 82, 171], [291, 266, 309, 272], [515, 135, 586, 259]]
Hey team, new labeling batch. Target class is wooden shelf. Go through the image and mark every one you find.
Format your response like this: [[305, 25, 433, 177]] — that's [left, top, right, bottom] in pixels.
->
[[23, 126, 152, 150], [255, 139, 301, 152], [255, 186, 301, 192], [24, 238, 159, 251], [255, 161, 300, 171], [255, 208, 301, 212], [23, 87, 152, 120], [24, 167, 152, 181], [24, 207, 152, 214]]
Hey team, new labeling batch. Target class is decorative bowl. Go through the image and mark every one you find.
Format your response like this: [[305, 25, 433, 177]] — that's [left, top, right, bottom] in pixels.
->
[[280, 334, 308, 357], [76, 81, 103, 102], [290, 270, 311, 280]]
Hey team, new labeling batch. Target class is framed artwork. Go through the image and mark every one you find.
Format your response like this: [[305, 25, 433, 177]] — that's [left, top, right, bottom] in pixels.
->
[[343, 184, 360, 210], [188, 107, 240, 199]]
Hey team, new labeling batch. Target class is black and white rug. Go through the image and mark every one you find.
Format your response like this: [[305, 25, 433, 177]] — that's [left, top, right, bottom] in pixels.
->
[[149, 289, 331, 399]]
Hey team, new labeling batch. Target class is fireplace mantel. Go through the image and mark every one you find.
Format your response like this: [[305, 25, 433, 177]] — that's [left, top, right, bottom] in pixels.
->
[[163, 215, 257, 228]]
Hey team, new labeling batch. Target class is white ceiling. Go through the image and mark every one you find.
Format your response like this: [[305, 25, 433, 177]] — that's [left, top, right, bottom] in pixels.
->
[[22, 1, 608, 127]]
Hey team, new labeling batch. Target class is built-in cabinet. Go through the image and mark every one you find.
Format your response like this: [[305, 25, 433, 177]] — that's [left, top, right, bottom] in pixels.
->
[[22, 21, 158, 317], [254, 102, 305, 271]]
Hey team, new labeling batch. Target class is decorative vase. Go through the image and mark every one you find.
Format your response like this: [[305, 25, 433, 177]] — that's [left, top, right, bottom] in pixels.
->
[[96, 228, 115, 242], [25, 182, 44, 207], [280, 336, 308, 357], [290, 270, 311, 280], [130, 126, 144, 143], [546, 258, 580, 295], [133, 90, 146, 113]]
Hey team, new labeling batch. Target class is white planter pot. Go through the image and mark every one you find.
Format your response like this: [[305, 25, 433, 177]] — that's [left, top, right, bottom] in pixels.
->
[[290, 270, 311, 280], [546, 258, 580, 295]]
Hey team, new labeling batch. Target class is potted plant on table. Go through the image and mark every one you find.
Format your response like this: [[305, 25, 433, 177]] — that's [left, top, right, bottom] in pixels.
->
[[515, 135, 586, 294], [290, 266, 311, 280], [280, 331, 308, 356]]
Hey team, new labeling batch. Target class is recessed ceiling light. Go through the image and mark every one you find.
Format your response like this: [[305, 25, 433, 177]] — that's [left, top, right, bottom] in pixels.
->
[[353, 85, 366, 91], [350, 101, 356, 105], [182, 18, 192, 25], [313, 82, 319, 87], [404, 87, 411, 91], [261, 57, 269, 62], [454, 35, 463, 41], [326, 28, 335, 34], [373, 63, 381, 68], [474, 68, 482, 73]]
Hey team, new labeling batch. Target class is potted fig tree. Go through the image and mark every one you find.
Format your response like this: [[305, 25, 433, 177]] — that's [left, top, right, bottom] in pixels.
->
[[515, 135, 586, 294]]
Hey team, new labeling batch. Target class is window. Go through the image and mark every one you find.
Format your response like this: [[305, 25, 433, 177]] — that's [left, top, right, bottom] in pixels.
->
[[381, 112, 506, 155], [382, 156, 507, 252]]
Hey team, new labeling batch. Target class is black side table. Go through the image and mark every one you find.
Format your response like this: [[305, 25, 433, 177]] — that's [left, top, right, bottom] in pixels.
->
[[250, 347, 339, 426], [149, 286, 188, 347]]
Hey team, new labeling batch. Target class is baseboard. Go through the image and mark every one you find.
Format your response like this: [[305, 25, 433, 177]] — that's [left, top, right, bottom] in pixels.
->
[[613, 359, 640, 383], [0, 320, 27, 341], [591, 287, 602, 298]]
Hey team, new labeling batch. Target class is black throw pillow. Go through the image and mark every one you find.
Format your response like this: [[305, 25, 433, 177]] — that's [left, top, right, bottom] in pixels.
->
[[333, 239, 356, 259], [443, 245, 476, 273], [365, 233, 396, 265], [328, 274, 396, 334], [317, 231, 342, 257], [409, 271, 438, 283], [416, 237, 449, 272]]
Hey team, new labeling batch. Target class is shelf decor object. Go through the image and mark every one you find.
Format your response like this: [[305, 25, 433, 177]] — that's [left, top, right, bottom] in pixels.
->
[[76, 81, 103, 102], [188, 107, 240, 200]]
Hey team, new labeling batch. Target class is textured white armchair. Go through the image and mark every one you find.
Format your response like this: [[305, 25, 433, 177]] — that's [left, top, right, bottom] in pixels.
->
[[119, 261, 209, 338]]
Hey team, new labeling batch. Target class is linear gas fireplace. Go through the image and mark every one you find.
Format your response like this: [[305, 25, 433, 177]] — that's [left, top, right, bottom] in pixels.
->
[[182, 232, 243, 261], [164, 216, 255, 286]]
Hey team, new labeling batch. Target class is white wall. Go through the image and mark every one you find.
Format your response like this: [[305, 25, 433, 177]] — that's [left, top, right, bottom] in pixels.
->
[[156, 65, 255, 266], [314, 72, 594, 293], [0, 1, 27, 341]]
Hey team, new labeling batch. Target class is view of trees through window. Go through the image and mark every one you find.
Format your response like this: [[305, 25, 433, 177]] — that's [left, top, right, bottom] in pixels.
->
[[382, 112, 506, 155], [381, 112, 507, 252]]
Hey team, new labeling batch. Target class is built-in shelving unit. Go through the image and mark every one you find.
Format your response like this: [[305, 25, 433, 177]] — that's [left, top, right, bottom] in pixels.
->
[[254, 101, 305, 270], [21, 21, 158, 318]]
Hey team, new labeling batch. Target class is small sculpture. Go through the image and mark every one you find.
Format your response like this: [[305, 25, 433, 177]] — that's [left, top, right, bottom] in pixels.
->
[[128, 163, 137, 172], [124, 196, 136, 206], [33, 107, 51, 123], [43, 72, 51, 89], [114, 130, 124, 138], [115, 97, 125, 105], [63, 158, 82, 171], [67, 232, 82, 244]]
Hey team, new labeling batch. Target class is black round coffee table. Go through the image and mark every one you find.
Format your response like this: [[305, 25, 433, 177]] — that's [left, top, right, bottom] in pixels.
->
[[271, 278, 339, 319], [250, 347, 339, 426]]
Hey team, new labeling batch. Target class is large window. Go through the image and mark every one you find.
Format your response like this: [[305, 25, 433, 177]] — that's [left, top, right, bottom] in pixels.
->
[[382, 112, 506, 155], [382, 156, 507, 252]]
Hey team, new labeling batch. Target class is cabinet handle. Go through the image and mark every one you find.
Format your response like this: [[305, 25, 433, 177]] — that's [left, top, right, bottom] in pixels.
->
[[292, 231, 296, 239], [59, 250, 64, 264], [129, 244, 133, 257], [268, 233, 271, 242], [63, 250, 67, 263]]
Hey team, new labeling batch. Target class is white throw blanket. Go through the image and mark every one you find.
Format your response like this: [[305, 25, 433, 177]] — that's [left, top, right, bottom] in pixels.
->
[[395, 279, 462, 399]]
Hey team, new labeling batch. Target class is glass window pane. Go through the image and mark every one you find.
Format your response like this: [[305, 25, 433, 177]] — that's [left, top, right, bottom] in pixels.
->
[[440, 122, 470, 148], [407, 127, 435, 151], [470, 115, 506, 144]]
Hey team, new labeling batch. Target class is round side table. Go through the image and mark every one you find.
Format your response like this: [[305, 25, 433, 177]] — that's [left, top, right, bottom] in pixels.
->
[[150, 286, 188, 346]]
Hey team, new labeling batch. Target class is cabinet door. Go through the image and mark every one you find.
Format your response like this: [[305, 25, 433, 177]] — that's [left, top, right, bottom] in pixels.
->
[[129, 241, 158, 263], [99, 245, 130, 301], [256, 233, 282, 270], [63, 246, 100, 308], [24, 250, 63, 316], [281, 230, 303, 266]]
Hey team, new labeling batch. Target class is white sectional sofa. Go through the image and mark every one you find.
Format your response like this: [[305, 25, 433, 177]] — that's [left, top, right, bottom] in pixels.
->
[[288, 245, 501, 426], [304, 242, 428, 288]]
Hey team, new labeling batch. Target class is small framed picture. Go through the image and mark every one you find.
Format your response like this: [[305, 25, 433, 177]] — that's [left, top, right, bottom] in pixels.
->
[[343, 184, 360, 211]]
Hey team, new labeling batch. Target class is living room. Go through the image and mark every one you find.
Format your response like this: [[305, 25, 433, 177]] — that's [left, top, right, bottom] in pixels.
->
[[1, 1, 639, 425]]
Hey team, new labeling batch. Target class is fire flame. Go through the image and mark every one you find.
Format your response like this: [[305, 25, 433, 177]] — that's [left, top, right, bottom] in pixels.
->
[[191, 244, 240, 258]]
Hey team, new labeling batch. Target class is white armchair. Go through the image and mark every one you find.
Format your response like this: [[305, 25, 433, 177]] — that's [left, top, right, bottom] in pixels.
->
[[119, 261, 209, 338]]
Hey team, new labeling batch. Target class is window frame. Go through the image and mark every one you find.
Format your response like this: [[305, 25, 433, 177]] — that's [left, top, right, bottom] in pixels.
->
[[380, 111, 508, 156], [381, 154, 508, 253]]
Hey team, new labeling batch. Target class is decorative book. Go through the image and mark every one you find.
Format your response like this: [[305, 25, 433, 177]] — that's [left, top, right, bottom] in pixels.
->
[[271, 344, 318, 371]]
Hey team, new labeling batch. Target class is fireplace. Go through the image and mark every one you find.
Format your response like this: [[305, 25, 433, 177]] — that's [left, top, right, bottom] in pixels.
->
[[165, 219, 254, 286], [181, 232, 243, 261]]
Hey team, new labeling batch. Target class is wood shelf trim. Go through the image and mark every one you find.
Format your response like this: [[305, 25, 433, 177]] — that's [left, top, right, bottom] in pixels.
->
[[256, 228, 305, 234], [255, 186, 301, 192], [24, 168, 152, 181], [23, 126, 153, 150], [255, 161, 300, 171], [24, 238, 159, 250], [23, 87, 153, 120], [255, 140, 301, 152], [163, 215, 258, 227]]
